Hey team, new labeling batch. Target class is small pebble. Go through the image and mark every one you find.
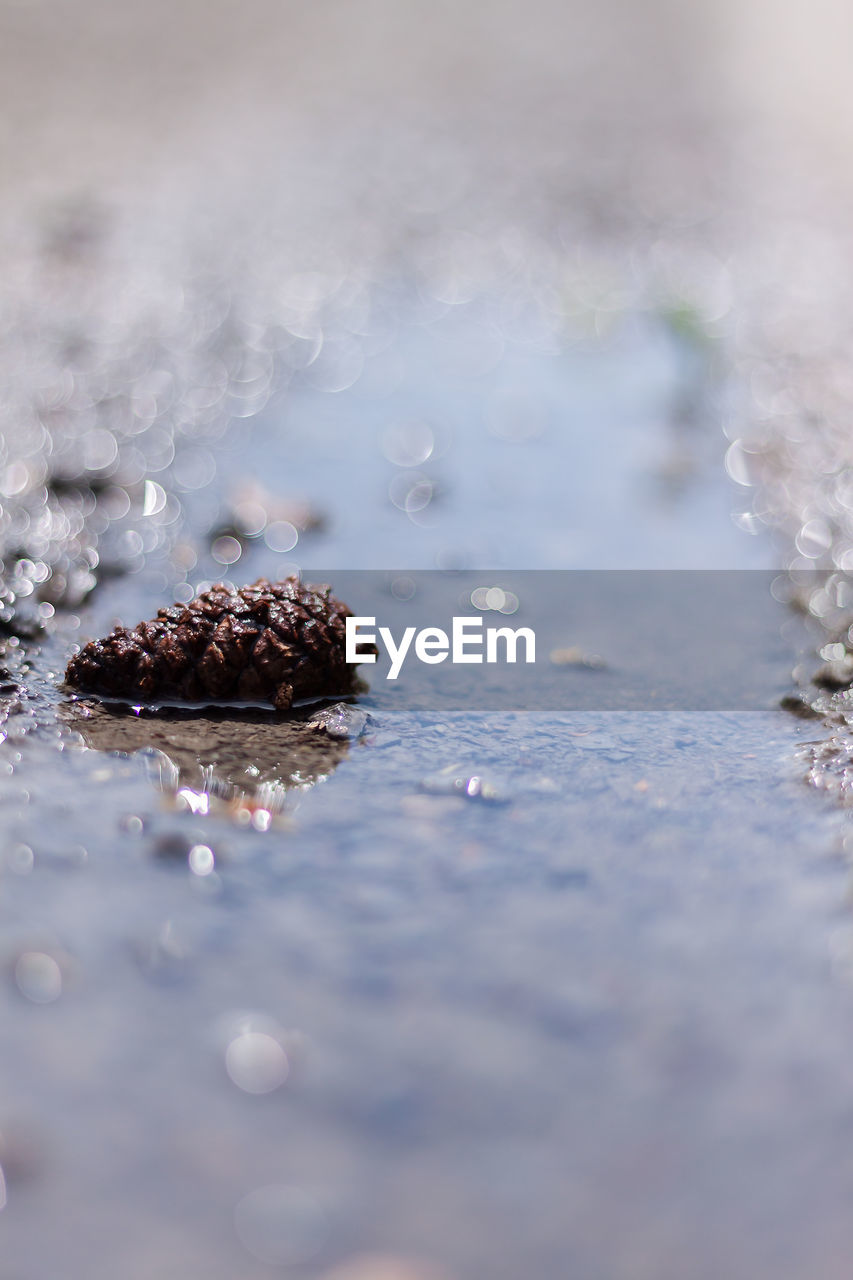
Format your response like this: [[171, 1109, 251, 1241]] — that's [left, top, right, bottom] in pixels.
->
[[310, 703, 370, 740]]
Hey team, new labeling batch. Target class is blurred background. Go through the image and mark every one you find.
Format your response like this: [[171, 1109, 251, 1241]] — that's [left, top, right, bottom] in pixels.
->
[[5, 3, 853, 1279], [4, 0, 853, 586]]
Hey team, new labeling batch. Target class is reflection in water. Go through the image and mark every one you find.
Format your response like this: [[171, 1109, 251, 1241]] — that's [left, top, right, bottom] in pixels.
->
[[61, 699, 351, 824]]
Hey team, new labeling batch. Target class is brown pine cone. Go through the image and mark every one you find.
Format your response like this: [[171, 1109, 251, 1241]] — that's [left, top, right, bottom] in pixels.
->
[[65, 577, 373, 710]]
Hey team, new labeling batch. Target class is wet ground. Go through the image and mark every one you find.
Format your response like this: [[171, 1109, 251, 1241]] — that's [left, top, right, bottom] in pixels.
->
[[0, 274, 847, 1280], [6, 2, 853, 1278]]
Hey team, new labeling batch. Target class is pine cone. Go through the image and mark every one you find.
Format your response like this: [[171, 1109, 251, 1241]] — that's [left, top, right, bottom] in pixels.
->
[[65, 577, 372, 710]]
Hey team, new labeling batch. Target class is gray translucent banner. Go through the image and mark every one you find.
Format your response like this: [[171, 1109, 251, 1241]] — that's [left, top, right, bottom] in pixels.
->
[[300, 571, 809, 711]]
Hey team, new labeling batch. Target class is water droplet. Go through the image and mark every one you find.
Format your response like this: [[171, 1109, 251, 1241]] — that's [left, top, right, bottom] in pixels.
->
[[381, 422, 435, 467], [211, 535, 242, 566], [14, 952, 62, 1004], [142, 480, 167, 517], [225, 1031, 289, 1094], [188, 844, 215, 876], [234, 1184, 326, 1266], [263, 521, 298, 554], [6, 844, 33, 875]]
